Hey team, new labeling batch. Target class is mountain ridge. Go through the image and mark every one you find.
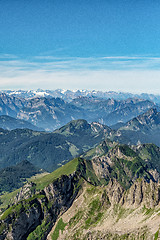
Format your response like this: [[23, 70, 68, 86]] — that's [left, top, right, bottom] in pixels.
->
[[112, 107, 160, 146], [0, 119, 112, 172], [1, 142, 160, 239], [0, 115, 44, 131], [0, 92, 157, 131], [1, 107, 160, 173], [2, 89, 160, 104]]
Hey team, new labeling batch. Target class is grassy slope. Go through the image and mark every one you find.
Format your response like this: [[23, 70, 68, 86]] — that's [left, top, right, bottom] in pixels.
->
[[0, 120, 109, 172], [33, 158, 79, 191], [0, 158, 79, 213], [0, 189, 20, 213]]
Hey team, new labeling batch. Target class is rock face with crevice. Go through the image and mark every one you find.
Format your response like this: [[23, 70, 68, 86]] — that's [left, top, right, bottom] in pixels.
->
[[4, 200, 42, 240], [104, 178, 160, 209], [0, 172, 81, 240], [123, 179, 160, 208], [1, 143, 160, 239]]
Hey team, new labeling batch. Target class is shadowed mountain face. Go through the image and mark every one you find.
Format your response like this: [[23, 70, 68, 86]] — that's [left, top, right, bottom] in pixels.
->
[[1, 108, 160, 173], [0, 93, 157, 131], [112, 108, 160, 146], [0, 94, 84, 131], [0, 120, 113, 172], [120, 108, 160, 131], [0, 160, 45, 194], [0, 115, 43, 131], [17, 97, 84, 131], [71, 97, 158, 125]]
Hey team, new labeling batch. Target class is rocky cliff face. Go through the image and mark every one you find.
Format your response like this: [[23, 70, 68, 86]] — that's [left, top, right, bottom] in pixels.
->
[[1, 143, 160, 240], [123, 179, 160, 208], [3, 199, 42, 240], [46, 177, 160, 240], [0, 172, 81, 240], [14, 182, 37, 204], [104, 178, 160, 209]]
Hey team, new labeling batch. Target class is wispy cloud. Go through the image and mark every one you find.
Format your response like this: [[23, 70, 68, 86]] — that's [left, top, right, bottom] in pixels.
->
[[0, 54, 19, 60], [0, 55, 160, 93], [2, 55, 160, 71], [31, 55, 160, 70]]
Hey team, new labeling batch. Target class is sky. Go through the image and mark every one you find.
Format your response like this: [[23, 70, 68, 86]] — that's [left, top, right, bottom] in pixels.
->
[[1, 0, 160, 93]]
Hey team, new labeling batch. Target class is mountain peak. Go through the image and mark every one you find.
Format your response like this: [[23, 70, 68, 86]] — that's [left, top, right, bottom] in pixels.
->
[[142, 107, 157, 115], [136, 107, 159, 124], [55, 119, 92, 135], [122, 108, 160, 129]]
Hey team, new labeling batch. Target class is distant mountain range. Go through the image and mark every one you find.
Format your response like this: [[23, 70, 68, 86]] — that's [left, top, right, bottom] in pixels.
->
[[111, 108, 160, 146], [2, 89, 160, 103], [0, 92, 158, 131], [71, 96, 157, 126], [0, 115, 43, 131], [1, 107, 160, 173]]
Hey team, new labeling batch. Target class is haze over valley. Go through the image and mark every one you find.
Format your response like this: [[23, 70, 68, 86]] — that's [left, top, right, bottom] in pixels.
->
[[1, 1, 160, 239], [0, 90, 160, 239]]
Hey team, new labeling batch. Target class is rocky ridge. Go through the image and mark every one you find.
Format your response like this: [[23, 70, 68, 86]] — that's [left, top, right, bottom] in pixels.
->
[[0, 93, 157, 131], [0, 169, 81, 240], [3, 89, 160, 104], [1, 143, 160, 239]]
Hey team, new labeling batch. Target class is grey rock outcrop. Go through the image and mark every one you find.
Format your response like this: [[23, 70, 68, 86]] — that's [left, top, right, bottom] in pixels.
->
[[0, 173, 80, 240]]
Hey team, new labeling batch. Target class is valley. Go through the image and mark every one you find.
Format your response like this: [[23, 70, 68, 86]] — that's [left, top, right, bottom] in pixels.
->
[[0, 91, 157, 131], [0, 91, 160, 239]]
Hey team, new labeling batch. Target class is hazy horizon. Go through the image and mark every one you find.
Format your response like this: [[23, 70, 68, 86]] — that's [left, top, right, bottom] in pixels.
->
[[1, 88, 160, 96], [1, 1, 160, 93]]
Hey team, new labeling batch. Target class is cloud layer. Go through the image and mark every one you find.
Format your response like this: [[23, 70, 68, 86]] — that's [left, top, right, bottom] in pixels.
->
[[0, 55, 160, 93]]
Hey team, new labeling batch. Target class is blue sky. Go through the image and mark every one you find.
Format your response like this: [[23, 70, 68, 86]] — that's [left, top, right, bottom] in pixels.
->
[[1, 0, 160, 92]]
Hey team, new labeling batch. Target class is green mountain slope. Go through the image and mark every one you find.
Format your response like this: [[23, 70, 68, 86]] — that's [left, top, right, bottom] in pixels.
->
[[0, 115, 44, 131], [0, 120, 112, 172], [1, 143, 160, 240], [112, 108, 160, 146], [0, 160, 45, 194]]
